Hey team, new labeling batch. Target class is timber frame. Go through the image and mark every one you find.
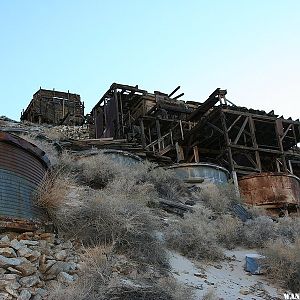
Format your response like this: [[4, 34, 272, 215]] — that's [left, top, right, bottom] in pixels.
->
[[89, 83, 300, 178]]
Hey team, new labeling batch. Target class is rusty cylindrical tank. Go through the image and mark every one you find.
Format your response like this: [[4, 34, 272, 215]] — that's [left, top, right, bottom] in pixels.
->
[[239, 172, 300, 208], [168, 163, 230, 186], [0, 132, 50, 231]]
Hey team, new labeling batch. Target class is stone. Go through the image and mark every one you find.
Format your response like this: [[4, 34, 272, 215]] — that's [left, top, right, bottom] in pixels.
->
[[17, 233, 34, 241], [10, 240, 23, 251], [239, 288, 251, 295], [4, 286, 18, 298], [35, 288, 47, 298], [44, 261, 77, 280], [17, 289, 31, 300], [0, 255, 24, 268], [15, 261, 37, 276], [60, 241, 73, 249], [0, 237, 9, 243], [26, 250, 41, 262], [0, 269, 6, 276], [55, 250, 67, 261], [19, 275, 40, 288], [57, 272, 74, 284], [0, 248, 16, 259], [20, 240, 39, 246], [6, 267, 22, 275], [17, 247, 32, 257], [32, 295, 42, 300], [0, 237, 10, 249], [39, 233, 55, 243], [0, 292, 12, 300]]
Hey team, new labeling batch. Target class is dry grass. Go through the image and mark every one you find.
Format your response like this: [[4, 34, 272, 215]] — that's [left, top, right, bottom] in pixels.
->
[[263, 238, 300, 293], [165, 204, 224, 261], [75, 154, 122, 189], [34, 170, 75, 210], [198, 183, 241, 214], [242, 216, 276, 248], [215, 214, 243, 249]]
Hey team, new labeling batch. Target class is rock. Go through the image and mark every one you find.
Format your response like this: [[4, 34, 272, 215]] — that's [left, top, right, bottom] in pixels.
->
[[17, 247, 32, 257], [32, 295, 42, 300], [57, 272, 74, 284], [0, 292, 12, 300], [35, 288, 47, 298], [15, 261, 37, 276], [20, 240, 39, 246], [239, 288, 251, 295], [44, 261, 77, 280], [213, 264, 223, 269], [10, 240, 23, 251], [7, 267, 22, 275], [60, 241, 73, 249], [4, 286, 18, 298], [19, 275, 40, 288], [17, 233, 34, 241], [26, 250, 41, 262], [0, 237, 10, 249], [39, 233, 55, 243], [0, 248, 16, 258], [55, 250, 67, 261], [17, 289, 31, 300], [0, 255, 24, 268], [0, 269, 6, 275]]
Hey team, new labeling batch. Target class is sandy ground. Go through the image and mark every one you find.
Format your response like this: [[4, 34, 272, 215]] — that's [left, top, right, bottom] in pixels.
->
[[169, 248, 284, 300]]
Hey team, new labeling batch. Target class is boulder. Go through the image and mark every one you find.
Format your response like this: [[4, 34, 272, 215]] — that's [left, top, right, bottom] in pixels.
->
[[17, 289, 31, 300]]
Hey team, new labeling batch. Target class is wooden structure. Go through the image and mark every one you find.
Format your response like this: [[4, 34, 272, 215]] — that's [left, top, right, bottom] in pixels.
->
[[21, 88, 84, 125], [90, 83, 300, 179]]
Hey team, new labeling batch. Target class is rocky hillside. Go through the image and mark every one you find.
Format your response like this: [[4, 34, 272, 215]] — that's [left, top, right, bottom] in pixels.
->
[[0, 117, 299, 300]]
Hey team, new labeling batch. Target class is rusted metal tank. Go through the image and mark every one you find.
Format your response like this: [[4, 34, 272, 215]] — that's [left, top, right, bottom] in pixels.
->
[[239, 172, 300, 208], [0, 132, 50, 230], [168, 163, 230, 185]]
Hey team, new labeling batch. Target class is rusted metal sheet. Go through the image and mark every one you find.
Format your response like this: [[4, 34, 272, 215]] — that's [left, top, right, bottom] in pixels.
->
[[239, 172, 300, 207], [0, 132, 50, 230], [168, 163, 230, 185]]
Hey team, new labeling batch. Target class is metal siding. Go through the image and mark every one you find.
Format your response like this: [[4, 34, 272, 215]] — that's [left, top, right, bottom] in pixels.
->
[[0, 139, 48, 223]]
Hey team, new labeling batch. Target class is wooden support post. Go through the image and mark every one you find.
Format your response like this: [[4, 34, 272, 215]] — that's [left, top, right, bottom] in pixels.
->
[[156, 119, 161, 151], [234, 117, 248, 144], [140, 119, 146, 148], [275, 119, 288, 172], [249, 116, 262, 172], [175, 142, 185, 162], [193, 146, 199, 162], [220, 111, 235, 173], [232, 171, 241, 198]]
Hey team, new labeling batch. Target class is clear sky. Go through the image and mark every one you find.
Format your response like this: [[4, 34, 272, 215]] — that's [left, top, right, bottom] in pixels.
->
[[1, 0, 299, 121]]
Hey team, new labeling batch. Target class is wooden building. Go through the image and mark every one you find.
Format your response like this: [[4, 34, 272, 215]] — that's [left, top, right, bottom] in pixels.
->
[[21, 88, 84, 126]]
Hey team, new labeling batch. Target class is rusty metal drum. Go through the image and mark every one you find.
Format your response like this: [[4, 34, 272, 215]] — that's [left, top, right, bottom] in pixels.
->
[[238, 172, 300, 207]]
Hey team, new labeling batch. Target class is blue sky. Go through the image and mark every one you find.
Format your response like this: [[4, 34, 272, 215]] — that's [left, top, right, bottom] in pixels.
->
[[1, 0, 299, 120]]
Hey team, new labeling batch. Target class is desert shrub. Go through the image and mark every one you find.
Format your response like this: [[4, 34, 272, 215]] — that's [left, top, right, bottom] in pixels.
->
[[198, 183, 240, 214], [276, 217, 300, 243], [34, 170, 76, 210], [242, 216, 276, 247], [76, 154, 123, 189], [48, 246, 113, 300], [215, 214, 243, 249], [45, 187, 168, 268], [263, 238, 300, 293], [131, 162, 188, 201], [165, 205, 223, 261]]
